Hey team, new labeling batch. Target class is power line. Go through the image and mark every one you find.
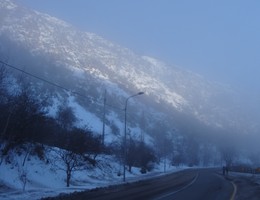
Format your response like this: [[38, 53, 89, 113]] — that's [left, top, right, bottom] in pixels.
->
[[0, 60, 125, 111], [0, 60, 96, 103], [106, 103, 124, 111]]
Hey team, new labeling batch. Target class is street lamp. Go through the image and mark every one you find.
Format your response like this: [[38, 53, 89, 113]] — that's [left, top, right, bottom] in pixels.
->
[[123, 92, 144, 182]]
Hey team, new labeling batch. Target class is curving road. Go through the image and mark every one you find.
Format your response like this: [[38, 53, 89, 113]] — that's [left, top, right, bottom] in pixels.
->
[[154, 168, 234, 200], [45, 168, 235, 200]]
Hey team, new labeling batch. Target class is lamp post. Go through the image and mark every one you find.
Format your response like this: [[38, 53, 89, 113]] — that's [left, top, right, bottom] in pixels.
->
[[123, 92, 144, 182]]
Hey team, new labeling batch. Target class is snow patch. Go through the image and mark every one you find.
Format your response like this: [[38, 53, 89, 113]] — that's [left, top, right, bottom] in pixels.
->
[[67, 96, 103, 133], [0, 148, 184, 200], [1, 0, 17, 10]]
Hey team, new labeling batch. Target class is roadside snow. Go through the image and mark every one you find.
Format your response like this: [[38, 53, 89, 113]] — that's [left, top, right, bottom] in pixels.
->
[[230, 171, 260, 185], [0, 150, 184, 200]]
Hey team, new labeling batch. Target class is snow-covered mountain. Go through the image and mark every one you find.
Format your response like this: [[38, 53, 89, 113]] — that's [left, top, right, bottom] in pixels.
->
[[0, 0, 250, 142]]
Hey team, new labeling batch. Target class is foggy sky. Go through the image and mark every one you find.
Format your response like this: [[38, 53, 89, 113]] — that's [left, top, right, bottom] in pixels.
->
[[15, 0, 260, 98]]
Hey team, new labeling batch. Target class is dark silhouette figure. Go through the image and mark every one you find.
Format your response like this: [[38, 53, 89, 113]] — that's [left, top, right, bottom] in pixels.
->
[[222, 166, 226, 176], [226, 166, 229, 175]]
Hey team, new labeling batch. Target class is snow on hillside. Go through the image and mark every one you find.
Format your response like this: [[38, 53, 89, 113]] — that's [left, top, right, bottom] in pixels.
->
[[0, 150, 183, 200], [0, 0, 16, 9], [67, 96, 103, 132], [0, 0, 247, 133], [1, 1, 260, 199], [0, 152, 119, 200], [0, 0, 189, 111]]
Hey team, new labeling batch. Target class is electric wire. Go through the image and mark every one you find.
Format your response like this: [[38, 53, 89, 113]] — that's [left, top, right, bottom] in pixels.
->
[[0, 60, 124, 111]]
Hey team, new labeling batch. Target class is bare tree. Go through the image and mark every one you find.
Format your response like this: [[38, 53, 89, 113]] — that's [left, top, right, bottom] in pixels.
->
[[56, 104, 77, 131], [50, 128, 101, 187], [52, 148, 85, 187], [0, 63, 7, 97], [152, 126, 174, 170], [16, 143, 34, 192], [221, 146, 237, 167], [18, 163, 28, 192], [184, 137, 200, 167]]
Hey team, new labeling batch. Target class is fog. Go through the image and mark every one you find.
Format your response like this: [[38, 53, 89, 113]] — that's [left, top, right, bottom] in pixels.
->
[[16, 1, 260, 94], [15, 0, 260, 161]]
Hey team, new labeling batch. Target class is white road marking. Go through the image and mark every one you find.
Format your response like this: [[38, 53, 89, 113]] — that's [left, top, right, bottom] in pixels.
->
[[154, 172, 199, 200]]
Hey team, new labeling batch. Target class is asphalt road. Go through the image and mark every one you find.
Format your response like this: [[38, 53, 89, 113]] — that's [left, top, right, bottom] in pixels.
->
[[154, 169, 234, 200], [44, 168, 235, 200]]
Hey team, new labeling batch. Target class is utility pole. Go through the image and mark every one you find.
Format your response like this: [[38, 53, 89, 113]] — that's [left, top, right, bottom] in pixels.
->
[[140, 111, 145, 142], [102, 89, 106, 146]]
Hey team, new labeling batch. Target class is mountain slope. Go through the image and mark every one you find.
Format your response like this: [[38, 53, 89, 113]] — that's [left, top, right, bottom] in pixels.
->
[[0, 0, 249, 141]]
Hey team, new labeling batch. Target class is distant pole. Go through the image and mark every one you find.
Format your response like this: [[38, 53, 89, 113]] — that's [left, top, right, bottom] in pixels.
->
[[123, 92, 144, 182], [164, 138, 166, 173], [102, 89, 106, 146], [140, 111, 145, 142]]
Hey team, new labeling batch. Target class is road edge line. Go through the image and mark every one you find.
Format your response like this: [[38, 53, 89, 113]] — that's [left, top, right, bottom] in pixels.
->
[[230, 181, 237, 200], [154, 172, 199, 200]]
